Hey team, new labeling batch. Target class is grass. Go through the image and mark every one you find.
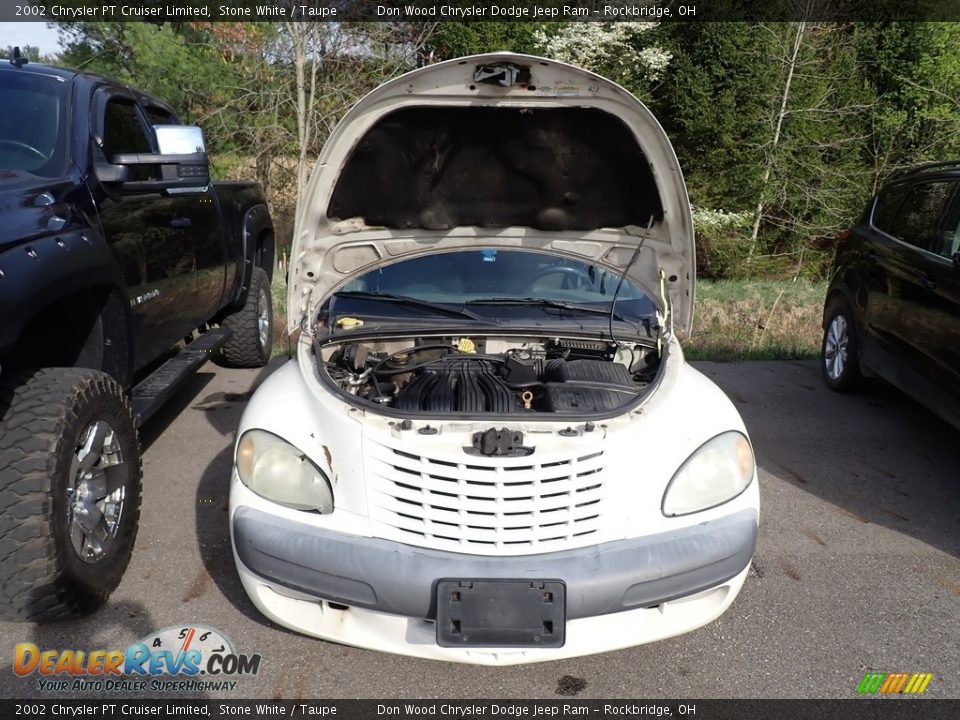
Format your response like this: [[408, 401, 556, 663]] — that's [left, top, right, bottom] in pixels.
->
[[269, 271, 827, 362], [686, 279, 827, 361]]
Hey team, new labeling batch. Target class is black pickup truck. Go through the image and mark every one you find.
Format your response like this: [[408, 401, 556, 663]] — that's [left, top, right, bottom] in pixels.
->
[[0, 52, 275, 620]]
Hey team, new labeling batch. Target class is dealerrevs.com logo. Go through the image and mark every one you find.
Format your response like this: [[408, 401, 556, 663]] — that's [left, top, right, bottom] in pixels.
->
[[13, 625, 261, 692]]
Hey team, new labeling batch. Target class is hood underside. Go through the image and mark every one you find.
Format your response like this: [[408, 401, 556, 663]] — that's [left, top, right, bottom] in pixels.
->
[[328, 106, 662, 231], [289, 53, 695, 335]]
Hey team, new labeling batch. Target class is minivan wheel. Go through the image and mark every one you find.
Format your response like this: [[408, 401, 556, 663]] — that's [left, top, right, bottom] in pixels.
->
[[821, 300, 863, 392]]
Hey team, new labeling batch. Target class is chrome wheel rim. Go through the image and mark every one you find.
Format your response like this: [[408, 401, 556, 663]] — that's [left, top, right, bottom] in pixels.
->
[[66, 421, 126, 563], [824, 314, 849, 381], [257, 288, 270, 349]]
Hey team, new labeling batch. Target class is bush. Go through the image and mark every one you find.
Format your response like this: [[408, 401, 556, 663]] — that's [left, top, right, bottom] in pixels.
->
[[691, 207, 753, 279]]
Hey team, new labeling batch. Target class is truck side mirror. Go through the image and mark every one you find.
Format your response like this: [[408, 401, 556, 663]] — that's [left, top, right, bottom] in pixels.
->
[[154, 125, 206, 155], [95, 125, 210, 194]]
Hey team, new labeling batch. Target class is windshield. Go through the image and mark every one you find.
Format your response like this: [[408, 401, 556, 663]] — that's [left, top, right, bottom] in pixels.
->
[[0, 72, 69, 177], [327, 250, 656, 328]]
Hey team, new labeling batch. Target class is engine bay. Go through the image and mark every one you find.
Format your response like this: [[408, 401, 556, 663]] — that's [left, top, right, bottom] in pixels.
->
[[318, 335, 661, 416]]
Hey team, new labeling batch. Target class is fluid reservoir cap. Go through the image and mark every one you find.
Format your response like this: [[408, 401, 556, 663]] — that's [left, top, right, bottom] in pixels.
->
[[336, 317, 364, 329]]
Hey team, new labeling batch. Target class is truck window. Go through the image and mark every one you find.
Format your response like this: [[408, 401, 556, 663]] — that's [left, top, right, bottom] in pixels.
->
[[144, 105, 176, 126], [102, 99, 153, 157], [102, 98, 157, 181], [0, 72, 68, 177]]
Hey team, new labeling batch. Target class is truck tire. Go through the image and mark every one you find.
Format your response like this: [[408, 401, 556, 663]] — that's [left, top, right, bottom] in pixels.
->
[[218, 267, 273, 368], [0, 369, 141, 621]]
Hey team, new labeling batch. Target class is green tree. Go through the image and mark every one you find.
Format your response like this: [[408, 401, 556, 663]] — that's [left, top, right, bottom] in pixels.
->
[[56, 23, 223, 124], [2, 45, 58, 64], [424, 22, 544, 60], [856, 22, 960, 191], [652, 23, 782, 213]]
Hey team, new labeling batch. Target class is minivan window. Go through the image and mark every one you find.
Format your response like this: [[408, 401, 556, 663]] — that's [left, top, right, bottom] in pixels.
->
[[887, 181, 955, 250], [933, 188, 960, 259], [872, 185, 909, 233]]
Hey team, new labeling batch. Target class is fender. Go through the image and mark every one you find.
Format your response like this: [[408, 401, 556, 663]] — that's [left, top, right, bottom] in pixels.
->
[[236, 202, 273, 304], [0, 228, 130, 357]]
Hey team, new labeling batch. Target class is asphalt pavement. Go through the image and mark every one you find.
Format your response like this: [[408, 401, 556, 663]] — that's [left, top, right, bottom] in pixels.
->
[[1, 358, 957, 699]]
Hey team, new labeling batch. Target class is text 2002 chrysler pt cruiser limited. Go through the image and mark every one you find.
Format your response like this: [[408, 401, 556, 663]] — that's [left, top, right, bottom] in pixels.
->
[[230, 53, 759, 664]]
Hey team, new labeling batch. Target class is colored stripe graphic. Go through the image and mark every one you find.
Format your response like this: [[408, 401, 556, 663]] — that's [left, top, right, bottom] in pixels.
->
[[906, 673, 933, 694], [880, 673, 908, 693], [856, 673, 886, 694], [857, 672, 932, 694]]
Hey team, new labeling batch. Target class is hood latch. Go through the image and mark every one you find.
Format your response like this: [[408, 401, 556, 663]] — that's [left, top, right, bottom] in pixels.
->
[[473, 63, 530, 88]]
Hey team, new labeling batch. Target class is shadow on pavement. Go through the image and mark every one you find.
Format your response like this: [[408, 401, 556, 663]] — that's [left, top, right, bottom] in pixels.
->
[[139, 371, 215, 452], [697, 360, 960, 559], [193, 358, 301, 630]]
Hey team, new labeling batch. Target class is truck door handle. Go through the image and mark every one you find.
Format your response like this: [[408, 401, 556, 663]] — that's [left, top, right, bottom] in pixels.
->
[[920, 275, 937, 291], [169, 217, 192, 229]]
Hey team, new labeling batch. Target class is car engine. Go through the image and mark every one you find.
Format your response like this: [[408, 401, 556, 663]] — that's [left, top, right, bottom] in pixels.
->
[[320, 337, 660, 416]]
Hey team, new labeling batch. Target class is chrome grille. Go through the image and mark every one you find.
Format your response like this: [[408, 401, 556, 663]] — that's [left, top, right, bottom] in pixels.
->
[[365, 436, 605, 553]]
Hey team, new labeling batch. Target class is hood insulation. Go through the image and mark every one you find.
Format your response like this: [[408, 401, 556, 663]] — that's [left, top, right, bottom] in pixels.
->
[[327, 107, 663, 232]]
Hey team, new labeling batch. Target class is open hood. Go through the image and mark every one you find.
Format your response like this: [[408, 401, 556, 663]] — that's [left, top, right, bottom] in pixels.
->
[[289, 53, 695, 336]]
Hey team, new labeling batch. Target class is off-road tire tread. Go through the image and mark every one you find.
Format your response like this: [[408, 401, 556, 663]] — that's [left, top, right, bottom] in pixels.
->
[[0, 369, 142, 621], [218, 267, 272, 368]]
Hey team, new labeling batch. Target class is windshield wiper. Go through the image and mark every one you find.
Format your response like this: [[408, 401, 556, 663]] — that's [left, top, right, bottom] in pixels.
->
[[465, 297, 644, 329], [334, 291, 492, 323]]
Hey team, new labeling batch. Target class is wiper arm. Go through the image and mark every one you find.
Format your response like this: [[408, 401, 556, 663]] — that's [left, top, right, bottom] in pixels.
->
[[334, 291, 491, 323], [466, 297, 641, 327]]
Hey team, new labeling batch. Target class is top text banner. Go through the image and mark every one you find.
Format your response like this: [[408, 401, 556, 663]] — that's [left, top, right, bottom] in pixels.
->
[[5, 0, 960, 23]]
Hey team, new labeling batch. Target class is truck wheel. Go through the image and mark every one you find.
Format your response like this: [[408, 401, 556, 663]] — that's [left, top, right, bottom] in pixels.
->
[[218, 267, 273, 368], [0, 369, 141, 621]]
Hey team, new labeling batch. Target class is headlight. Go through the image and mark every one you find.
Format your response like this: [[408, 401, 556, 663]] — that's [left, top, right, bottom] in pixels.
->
[[662, 431, 754, 517], [235, 430, 334, 513]]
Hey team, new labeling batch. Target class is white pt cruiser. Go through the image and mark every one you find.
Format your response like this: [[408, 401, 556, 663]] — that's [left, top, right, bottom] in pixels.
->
[[230, 53, 759, 665]]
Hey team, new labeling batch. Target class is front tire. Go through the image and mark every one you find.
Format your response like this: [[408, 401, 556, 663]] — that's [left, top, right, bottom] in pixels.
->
[[218, 267, 273, 368], [0, 369, 142, 621], [821, 299, 864, 392]]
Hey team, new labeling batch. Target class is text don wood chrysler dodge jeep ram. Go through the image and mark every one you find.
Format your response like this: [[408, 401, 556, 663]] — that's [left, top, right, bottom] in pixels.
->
[[230, 53, 759, 664], [0, 53, 274, 620]]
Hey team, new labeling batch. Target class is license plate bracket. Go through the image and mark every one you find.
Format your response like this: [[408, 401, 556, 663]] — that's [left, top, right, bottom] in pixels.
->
[[435, 579, 566, 648]]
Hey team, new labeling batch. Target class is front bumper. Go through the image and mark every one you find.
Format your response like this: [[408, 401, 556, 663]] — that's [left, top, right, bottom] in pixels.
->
[[232, 506, 757, 664]]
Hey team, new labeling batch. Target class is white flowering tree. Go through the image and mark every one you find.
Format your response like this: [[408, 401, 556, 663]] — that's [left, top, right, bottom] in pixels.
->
[[533, 23, 672, 89]]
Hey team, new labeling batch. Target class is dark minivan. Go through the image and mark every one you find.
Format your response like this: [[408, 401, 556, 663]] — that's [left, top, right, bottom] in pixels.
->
[[821, 161, 960, 428]]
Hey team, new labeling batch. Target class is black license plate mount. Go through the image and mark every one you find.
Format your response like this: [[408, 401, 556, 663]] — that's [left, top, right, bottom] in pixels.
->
[[435, 579, 566, 648]]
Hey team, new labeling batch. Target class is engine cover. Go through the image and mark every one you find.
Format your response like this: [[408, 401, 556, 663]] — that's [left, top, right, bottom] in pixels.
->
[[394, 360, 517, 413]]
